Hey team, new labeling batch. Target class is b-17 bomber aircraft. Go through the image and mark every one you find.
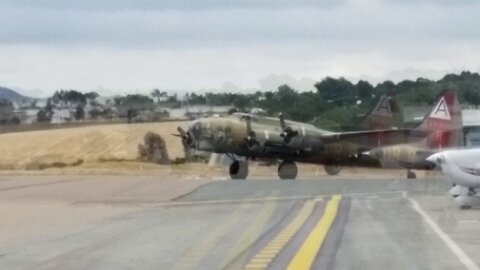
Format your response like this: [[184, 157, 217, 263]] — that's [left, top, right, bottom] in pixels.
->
[[175, 96, 421, 180], [365, 90, 464, 179]]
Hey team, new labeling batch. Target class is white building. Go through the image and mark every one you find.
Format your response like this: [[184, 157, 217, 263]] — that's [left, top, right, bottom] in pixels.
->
[[462, 109, 480, 146], [168, 105, 233, 119]]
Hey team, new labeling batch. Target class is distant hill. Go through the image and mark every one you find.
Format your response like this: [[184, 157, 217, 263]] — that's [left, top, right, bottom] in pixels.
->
[[0, 87, 31, 102]]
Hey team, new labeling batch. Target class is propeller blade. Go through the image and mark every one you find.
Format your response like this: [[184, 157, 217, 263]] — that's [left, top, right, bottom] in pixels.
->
[[177, 126, 186, 136], [278, 113, 299, 144], [278, 112, 286, 130], [246, 115, 252, 133], [175, 126, 194, 148]]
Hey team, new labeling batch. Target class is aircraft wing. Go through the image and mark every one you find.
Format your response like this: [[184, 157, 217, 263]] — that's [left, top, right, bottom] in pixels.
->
[[321, 128, 428, 147]]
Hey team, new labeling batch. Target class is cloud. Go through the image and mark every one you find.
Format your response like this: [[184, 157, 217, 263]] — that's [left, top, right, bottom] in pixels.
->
[[258, 74, 316, 91], [384, 0, 477, 7], [0, 0, 480, 93], [1, 1, 479, 48], [3, 43, 480, 96], [221, 81, 241, 92], [1, 0, 344, 11]]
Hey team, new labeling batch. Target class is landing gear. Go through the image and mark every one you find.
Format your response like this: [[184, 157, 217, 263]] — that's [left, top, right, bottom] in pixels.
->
[[407, 170, 416, 179], [278, 161, 298, 180], [325, 165, 341, 176], [454, 194, 480, 209], [229, 160, 248, 180]]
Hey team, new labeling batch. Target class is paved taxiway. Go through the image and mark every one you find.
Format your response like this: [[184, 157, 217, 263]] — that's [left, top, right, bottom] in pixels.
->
[[0, 174, 479, 269]]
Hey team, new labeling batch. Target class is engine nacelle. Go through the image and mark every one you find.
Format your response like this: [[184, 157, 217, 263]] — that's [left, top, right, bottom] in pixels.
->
[[449, 185, 470, 197], [283, 135, 305, 149], [245, 130, 283, 154], [281, 125, 311, 150]]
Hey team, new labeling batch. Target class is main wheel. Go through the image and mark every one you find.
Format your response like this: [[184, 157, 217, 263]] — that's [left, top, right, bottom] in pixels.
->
[[407, 170, 416, 179], [278, 161, 298, 180], [229, 160, 248, 180], [324, 165, 341, 176]]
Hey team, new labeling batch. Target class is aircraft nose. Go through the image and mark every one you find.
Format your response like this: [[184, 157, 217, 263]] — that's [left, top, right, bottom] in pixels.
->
[[426, 154, 436, 164], [188, 118, 214, 140], [426, 153, 442, 165]]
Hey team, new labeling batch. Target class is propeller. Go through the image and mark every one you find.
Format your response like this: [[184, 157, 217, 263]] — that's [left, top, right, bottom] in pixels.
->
[[173, 126, 193, 148], [278, 113, 298, 144], [244, 115, 259, 148]]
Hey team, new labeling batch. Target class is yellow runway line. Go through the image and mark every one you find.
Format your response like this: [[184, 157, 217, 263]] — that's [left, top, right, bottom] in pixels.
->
[[243, 200, 317, 270], [220, 192, 279, 268], [173, 203, 252, 270], [287, 195, 341, 270]]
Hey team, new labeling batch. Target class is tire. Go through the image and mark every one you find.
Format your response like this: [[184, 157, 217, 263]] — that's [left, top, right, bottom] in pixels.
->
[[324, 165, 341, 176], [278, 161, 298, 180], [229, 160, 248, 180], [407, 170, 416, 179]]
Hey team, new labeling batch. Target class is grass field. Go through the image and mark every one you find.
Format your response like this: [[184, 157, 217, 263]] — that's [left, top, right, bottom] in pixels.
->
[[0, 122, 188, 171]]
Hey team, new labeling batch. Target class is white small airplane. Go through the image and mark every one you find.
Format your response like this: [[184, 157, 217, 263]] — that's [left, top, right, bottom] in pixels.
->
[[427, 148, 480, 209]]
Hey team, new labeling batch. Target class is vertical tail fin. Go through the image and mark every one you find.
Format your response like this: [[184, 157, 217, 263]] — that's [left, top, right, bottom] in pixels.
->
[[358, 95, 403, 130], [416, 90, 463, 149]]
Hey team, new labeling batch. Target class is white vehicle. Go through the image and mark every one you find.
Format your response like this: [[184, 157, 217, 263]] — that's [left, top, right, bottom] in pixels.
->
[[427, 148, 480, 209]]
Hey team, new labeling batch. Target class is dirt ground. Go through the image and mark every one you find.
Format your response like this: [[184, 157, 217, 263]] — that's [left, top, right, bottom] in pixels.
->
[[0, 121, 188, 171]]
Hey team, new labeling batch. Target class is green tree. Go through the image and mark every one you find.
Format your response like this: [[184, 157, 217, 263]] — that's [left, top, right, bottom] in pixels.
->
[[88, 108, 102, 119], [75, 104, 85, 121], [37, 99, 54, 123], [52, 90, 89, 108], [84, 91, 99, 100], [314, 77, 355, 105], [232, 95, 250, 111], [275, 85, 297, 108], [151, 89, 161, 103], [356, 80, 375, 101], [464, 88, 480, 106], [374, 80, 396, 97]]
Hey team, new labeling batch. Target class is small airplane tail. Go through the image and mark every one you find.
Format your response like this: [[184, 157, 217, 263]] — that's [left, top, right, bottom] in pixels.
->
[[357, 95, 403, 130], [415, 90, 463, 150]]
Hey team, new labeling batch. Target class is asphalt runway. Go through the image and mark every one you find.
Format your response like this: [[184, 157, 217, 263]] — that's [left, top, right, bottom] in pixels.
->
[[1, 174, 480, 270]]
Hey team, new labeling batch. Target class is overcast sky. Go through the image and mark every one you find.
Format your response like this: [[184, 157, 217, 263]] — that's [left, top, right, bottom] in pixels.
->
[[1, 0, 480, 97]]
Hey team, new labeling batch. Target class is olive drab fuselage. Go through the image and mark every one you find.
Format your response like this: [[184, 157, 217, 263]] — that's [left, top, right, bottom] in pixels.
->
[[187, 113, 394, 166]]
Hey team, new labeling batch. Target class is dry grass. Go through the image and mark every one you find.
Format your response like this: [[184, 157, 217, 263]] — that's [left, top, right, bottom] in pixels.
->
[[0, 122, 188, 171]]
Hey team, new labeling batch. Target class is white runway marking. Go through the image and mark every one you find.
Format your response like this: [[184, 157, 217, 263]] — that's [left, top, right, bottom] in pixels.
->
[[168, 191, 400, 207], [409, 197, 480, 270], [458, 220, 479, 224], [76, 191, 403, 208]]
